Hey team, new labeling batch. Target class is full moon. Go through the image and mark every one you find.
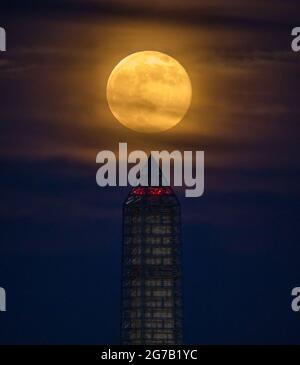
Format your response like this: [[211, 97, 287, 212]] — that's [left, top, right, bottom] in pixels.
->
[[106, 51, 192, 133]]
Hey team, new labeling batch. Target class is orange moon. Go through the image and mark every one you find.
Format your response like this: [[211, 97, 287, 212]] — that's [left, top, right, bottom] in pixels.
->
[[106, 51, 192, 133]]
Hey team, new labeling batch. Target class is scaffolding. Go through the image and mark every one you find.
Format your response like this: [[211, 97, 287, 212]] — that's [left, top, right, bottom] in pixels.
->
[[121, 185, 183, 345]]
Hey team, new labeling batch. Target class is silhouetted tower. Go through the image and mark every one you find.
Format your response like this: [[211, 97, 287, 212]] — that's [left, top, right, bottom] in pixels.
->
[[121, 157, 183, 345]]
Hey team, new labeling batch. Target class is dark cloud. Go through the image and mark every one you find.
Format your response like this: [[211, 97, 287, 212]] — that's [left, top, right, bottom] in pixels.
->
[[1, 0, 298, 31]]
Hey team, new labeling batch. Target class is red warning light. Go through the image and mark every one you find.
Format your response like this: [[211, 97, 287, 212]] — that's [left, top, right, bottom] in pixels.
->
[[132, 187, 173, 196], [132, 187, 146, 196], [148, 187, 172, 196]]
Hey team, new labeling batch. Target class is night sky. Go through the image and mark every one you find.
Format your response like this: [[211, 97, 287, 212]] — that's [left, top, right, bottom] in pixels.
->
[[0, 0, 300, 344]]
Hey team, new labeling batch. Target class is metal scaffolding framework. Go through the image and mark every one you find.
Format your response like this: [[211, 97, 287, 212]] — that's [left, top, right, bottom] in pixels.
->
[[121, 185, 183, 345]]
